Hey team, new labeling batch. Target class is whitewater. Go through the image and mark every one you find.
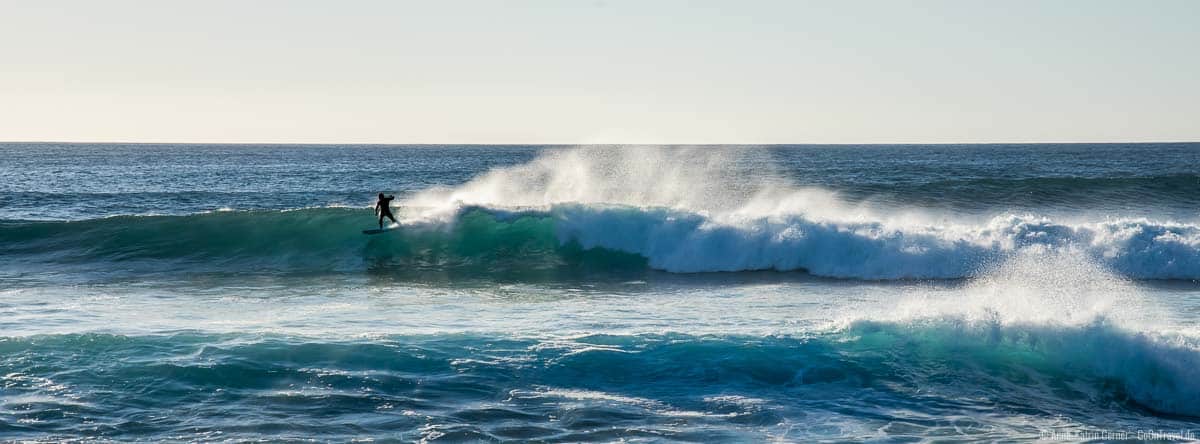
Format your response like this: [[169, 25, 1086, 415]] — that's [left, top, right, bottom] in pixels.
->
[[2, 143, 1199, 441]]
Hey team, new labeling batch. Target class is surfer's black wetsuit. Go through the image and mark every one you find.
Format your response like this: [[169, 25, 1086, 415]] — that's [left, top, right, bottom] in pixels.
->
[[375, 194, 396, 229]]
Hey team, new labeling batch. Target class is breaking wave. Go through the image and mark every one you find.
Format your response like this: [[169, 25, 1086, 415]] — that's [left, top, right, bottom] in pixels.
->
[[2, 204, 1198, 280]]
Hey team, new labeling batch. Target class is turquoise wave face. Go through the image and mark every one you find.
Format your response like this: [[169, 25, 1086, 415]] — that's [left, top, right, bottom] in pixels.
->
[[0, 208, 649, 284], [4, 319, 1198, 441]]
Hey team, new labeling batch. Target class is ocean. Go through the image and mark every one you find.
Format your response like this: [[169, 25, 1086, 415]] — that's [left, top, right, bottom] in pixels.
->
[[2, 143, 1199, 442]]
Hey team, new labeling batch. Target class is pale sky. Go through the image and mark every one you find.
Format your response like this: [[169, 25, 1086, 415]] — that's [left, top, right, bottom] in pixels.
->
[[2, 0, 1197, 144]]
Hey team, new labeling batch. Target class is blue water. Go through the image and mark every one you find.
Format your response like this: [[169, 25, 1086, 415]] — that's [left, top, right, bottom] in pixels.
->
[[2, 143, 1199, 441]]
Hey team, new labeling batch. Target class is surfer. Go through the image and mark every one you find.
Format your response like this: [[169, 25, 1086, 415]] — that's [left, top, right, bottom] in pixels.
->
[[375, 193, 396, 229]]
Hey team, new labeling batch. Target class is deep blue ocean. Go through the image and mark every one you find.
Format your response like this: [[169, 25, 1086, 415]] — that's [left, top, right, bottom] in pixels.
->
[[2, 143, 1200, 442]]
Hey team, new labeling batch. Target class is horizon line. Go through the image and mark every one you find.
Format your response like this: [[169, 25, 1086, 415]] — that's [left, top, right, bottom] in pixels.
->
[[3, 140, 1199, 146]]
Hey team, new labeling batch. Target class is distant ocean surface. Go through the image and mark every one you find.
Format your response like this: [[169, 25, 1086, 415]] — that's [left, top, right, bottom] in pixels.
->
[[2, 143, 1199, 441]]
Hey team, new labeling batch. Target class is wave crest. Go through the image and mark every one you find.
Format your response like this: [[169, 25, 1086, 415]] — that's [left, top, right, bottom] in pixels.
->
[[535, 204, 1199, 279]]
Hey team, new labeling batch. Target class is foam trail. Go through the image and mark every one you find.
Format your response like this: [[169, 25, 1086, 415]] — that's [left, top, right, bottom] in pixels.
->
[[545, 205, 1200, 278]]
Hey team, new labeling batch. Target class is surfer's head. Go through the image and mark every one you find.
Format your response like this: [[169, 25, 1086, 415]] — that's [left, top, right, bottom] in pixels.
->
[[378, 193, 384, 199]]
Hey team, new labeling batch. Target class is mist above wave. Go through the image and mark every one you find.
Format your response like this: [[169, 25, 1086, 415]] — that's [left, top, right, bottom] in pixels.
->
[[395, 147, 1200, 279]]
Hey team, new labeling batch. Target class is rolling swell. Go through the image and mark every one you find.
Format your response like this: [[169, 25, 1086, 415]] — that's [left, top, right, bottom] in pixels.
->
[[3, 320, 1198, 440], [0, 208, 647, 277], [2, 205, 1200, 280]]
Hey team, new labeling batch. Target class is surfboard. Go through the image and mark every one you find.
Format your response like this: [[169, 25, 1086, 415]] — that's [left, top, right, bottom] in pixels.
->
[[362, 224, 400, 235]]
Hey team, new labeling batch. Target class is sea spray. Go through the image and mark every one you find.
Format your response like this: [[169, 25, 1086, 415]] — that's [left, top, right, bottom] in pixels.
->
[[835, 249, 1200, 416]]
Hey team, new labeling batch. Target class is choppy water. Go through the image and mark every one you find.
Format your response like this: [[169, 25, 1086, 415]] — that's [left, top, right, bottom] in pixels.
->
[[2, 143, 1199, 441]]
